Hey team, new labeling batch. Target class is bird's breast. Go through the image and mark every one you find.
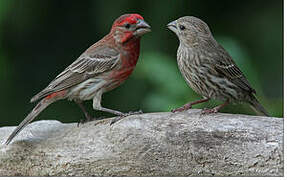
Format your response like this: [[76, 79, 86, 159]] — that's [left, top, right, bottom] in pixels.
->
[[110, 62, 136, 82], [102, 40, 140, 90]]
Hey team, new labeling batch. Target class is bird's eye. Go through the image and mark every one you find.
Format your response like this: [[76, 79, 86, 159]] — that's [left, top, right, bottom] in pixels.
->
[[125, 23, 131, 29], [179, 25, 186, 30]]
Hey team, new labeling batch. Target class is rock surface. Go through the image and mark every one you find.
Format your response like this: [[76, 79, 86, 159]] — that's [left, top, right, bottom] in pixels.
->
[[0, 109, 283, 176]]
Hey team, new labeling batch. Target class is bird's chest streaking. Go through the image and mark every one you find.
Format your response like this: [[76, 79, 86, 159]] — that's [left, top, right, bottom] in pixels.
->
[[177, 46, 241, 101], [177, 46, 208, 96], [104, 41, 140, 91]]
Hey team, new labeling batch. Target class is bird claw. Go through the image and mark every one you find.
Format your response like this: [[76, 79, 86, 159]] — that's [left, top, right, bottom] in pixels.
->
[[127, 110, 143, 115], [171, 107, 185, 113], [110, 110, 143, 125], [77, 116, 105, 127], [200, 108, 218, 115]]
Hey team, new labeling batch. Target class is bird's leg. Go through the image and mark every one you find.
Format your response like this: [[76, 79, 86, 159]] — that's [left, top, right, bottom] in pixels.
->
[[201, 100, 229, 115], [98, 107, 124, 116], [172, 98, 210, 113], [75, 101, 97, 126], [93, 94, 142, 125], [98, 107, 143, 125]]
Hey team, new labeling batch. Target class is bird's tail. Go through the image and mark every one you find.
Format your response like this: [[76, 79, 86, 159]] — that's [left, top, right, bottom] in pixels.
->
[[5, 98, 56, 145], [249, 95, 270, 117]]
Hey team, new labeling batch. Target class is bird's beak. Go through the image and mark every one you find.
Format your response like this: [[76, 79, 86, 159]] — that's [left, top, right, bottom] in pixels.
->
[[134, 19, 151, 36], [167, 20, 177, 33]]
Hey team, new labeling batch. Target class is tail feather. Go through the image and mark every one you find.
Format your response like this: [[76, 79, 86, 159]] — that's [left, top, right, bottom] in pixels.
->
[[30, 90, 50, 103], [249, 95, 270, 117], [5, 98, 55, 145]]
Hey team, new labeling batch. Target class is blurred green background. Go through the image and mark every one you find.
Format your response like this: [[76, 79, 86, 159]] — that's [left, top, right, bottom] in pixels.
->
[[0, 0, 283, 126]]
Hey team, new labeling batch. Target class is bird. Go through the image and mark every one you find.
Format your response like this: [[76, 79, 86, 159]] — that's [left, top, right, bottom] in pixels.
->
[[5, 13, 151, 145], [167, 16, 269, 116]]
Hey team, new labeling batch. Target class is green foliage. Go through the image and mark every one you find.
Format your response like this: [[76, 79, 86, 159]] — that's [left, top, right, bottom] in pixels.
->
[[0, 0, 9, 81]]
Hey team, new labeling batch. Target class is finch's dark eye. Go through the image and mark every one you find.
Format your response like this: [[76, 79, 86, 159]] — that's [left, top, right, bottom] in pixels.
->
[[179, 25, 186, 30], [125, 23, 131, 29]]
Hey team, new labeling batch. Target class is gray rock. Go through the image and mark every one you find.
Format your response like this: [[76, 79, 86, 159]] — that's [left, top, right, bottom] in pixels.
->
[[0, 109, 283, 176]]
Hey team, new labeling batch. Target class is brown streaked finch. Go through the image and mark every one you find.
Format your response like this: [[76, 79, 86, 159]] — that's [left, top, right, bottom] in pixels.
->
[[167, 16, 269, 116], [5, 14, 151, 145]]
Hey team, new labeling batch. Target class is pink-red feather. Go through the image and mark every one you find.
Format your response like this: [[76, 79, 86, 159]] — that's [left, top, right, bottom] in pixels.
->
[[112, 14, 144, 27]]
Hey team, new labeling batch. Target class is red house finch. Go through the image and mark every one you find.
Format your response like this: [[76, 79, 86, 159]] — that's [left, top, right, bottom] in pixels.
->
[[167, 16, 269, 116], [5, 14, 151, 145]]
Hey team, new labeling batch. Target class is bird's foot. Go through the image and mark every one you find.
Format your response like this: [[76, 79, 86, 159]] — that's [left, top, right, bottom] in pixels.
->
[[77, 116, 105, 127], [110, 110, 143, 125], [171, 104, 192, 113], [200, 108, 219, 115], [200, 101, 228, 115]]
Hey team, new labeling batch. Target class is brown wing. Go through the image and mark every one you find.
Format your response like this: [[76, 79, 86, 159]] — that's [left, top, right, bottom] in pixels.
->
[[214, 44, 256, 94], [31, 45, 120, 102]]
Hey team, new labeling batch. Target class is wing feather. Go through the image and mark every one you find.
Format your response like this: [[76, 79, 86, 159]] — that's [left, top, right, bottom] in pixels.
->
[[31, 46, 120, 102], [213, 44, 256, 94]]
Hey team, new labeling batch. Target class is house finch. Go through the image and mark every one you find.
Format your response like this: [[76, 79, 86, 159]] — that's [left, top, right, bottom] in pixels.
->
[[5, 14, 151, 145], [167, 16, 269, 116]]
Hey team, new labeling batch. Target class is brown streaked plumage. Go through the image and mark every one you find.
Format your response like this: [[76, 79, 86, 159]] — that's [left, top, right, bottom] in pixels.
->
[[5, 14, 151, 145], [167, 16, 269, 116]]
